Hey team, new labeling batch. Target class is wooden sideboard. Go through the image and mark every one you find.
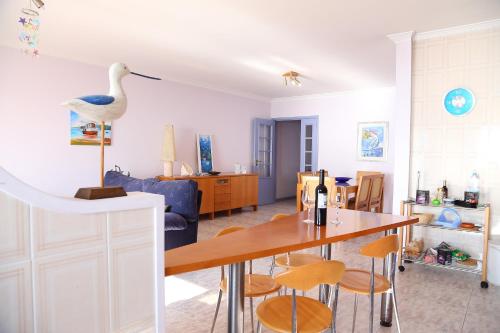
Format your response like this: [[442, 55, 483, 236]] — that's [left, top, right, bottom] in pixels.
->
[[158, 173, 258, 219]]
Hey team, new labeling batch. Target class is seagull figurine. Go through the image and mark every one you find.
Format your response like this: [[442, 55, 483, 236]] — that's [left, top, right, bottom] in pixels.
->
[[62, 62, 160, 122], [62, 62, 160, 191]]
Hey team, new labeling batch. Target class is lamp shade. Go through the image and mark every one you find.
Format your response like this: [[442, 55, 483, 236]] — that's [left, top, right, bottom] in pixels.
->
[[162, 124, 176, 161]]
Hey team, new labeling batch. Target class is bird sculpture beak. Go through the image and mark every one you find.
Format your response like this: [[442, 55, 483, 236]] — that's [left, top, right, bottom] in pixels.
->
[[131, 72, 162, 80]]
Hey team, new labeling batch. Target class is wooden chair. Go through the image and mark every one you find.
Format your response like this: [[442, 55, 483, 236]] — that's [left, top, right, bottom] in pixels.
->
[[296, 171, 331, 212], [368, 174, 384, 213], [339, 235, 401, 333], [211, 226, 281, 333], [268, 214, 324, 275], [348, 175, 373, 211], [257, 260, 345, 333], [301, 175, 336, 205], [355, 171, 382, 184], [297, 171, 329, 184]]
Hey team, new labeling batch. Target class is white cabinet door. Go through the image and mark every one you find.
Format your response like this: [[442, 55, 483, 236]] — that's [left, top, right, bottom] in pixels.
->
[[34, 249, 109, 333], [0, 192, 29, 265], [109, 241, 155, 332], [0, 262, 33, 333]]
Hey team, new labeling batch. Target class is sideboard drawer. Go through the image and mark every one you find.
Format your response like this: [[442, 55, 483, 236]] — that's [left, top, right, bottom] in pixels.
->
[[215, 178, 230, 186], [214, 184, 230, 194], [214, 202, 231, 211], [214, 193, 231, 203]]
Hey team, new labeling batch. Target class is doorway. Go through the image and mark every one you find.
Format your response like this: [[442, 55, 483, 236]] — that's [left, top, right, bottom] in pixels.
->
[[252, 116, 318, 205], [275, 120, 301, 200]]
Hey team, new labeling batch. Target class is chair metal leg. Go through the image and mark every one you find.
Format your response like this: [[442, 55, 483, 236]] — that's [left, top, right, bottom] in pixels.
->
[[369, 258, 375, 333], [250, 297, 255, 333], [269, 255, 276, 276], [292, 289, 298, 333], [331, 284, 339, 333], [391, 286, 402, 333], [328, 286, 334, 308], [351, 294, 358, 333], [257, 321, 262, 333], [210, 289, 223, 333]]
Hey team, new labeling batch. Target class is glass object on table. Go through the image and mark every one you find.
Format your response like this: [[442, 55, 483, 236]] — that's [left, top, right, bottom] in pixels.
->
[[329, 191, 345, 225], [302, 183, 314, 224]]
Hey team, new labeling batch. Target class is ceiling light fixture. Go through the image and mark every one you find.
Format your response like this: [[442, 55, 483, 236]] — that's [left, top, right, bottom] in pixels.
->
[[282, 71, 302, 87]]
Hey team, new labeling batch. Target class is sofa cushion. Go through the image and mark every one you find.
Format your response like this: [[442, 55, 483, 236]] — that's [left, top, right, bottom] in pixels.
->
[[143, 179, 198, 222], [104, 171, 143, 192], [164, 212, 188, 231]]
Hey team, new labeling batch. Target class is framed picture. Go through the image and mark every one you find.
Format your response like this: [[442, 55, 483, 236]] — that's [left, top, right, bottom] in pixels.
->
[[70, 111, 111, 146], [357, 122, 388, 161], [196, 134, 214, 173]]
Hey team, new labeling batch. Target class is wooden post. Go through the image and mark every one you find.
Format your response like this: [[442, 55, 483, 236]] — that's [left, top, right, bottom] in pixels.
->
[[100, 121, 105, 187], [482, 206, 491, 285], [398, 201, 405, 269]]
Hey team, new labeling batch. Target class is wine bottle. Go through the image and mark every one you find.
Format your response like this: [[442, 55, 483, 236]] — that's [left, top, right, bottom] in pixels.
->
[[442, 180, 448, 199], [314, 169, 328, 226]]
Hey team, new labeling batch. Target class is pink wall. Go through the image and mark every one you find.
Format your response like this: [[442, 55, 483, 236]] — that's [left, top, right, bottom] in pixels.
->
[[271, 88, 396, 212], [0, 47, 269, 195]]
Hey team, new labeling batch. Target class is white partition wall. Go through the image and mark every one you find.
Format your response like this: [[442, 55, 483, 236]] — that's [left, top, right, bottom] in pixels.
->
[[0, 168, 165, 333]]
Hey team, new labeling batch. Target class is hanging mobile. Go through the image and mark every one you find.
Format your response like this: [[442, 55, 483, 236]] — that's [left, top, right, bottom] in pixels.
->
[[18, 0, 44, 56]]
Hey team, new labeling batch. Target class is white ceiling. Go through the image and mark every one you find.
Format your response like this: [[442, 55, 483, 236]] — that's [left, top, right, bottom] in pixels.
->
[[1, 0, 499, 99]]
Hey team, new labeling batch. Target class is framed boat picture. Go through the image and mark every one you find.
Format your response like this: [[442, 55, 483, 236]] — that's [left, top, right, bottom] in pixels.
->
[[357, 122, 388, 161], [70, 111, 111, 146], [196, 134, 214, 173]]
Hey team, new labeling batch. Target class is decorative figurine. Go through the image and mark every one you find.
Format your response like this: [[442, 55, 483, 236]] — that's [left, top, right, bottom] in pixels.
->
[[62, 63, 160, 199], [180, 162, 194, 176]]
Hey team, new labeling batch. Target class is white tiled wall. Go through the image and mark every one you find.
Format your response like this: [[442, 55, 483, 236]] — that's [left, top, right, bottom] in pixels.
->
[[410, 27, 500, 236]]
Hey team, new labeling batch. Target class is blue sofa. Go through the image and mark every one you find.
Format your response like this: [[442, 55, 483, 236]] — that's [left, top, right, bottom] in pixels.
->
[[104, 171, 201, 250]]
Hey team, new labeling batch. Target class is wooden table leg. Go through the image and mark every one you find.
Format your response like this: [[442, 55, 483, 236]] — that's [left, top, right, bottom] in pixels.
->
[[296, 186, 303, 212]]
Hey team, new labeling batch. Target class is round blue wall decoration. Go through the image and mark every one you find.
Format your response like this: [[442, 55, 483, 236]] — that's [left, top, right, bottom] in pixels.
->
[[444, 88, 475, 116]]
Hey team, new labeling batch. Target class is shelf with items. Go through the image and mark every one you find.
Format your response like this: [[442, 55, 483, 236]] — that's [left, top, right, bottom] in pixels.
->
[[404, 199, 489, 212], [403, 254, 481, 274], [398, 200, 490, 288], [413, 222, 483, 234]]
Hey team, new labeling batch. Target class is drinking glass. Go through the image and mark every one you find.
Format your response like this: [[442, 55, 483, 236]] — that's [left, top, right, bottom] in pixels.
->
[[302, 183, 314, 223], [329, 191, 345, 225]]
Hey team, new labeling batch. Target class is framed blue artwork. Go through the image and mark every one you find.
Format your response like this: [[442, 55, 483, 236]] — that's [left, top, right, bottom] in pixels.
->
[[196, 134, 214, 173], [357, 122, 388, 161], [444, 88, 475, 116]]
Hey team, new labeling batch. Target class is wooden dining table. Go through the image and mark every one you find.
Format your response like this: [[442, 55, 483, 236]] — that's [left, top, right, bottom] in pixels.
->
[[165, 208, 418, 333]]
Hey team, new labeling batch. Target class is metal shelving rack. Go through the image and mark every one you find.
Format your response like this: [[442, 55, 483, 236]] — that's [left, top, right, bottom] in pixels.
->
[[398, 200, 490, 288]]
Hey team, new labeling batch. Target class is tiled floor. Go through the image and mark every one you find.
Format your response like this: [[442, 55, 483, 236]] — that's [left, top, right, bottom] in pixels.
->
[[165, 199, 500, 332]]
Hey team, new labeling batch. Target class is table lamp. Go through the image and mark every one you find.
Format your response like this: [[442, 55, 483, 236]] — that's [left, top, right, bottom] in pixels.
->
[[162, 124, 176, 177]]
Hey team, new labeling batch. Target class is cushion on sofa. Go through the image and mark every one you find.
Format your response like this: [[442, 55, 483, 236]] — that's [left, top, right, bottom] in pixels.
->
[[164, 212, 188, 231], [143, 179, 199, 222], [104, 171, 143, 192]]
